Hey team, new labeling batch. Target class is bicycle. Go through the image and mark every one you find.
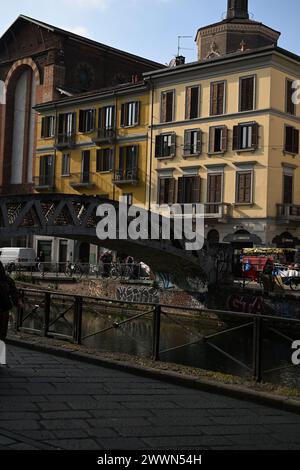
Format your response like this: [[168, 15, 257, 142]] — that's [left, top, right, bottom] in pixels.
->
[[64, 262, 84, 280]]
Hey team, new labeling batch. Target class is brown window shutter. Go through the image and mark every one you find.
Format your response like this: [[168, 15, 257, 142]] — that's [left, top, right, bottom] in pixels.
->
[[171, 133, 176, 157], [168, 178, 176, 204], [241, 77, 254, 111], [158, 178, 166, 204], [119, 147, 125, 170], [217, 82, 225, 115], [233, 126, 240, 150], [41, 117, 46, 138], [285, 126, 294, 152], [197, 130, 202, 154], [244, 173, 252, 203], [155, 135, 162, 158], [211, 83, 218, 115], [251, 123, 259, 149], [177, 177, 184, 204], [121, 104, 126, 127], [72, 113, 76, 133], [192, 176, 201, 203], [293, 128, 299, 154], [221, 127, 228, 152], [161, 92, 167, 123], [209, 127, 215, 153], [135, 101, 140, 125], [184, 130, 191, 156], [185, 87, 192, 120], [237, 173, 245, 203], [78, 110, 84, 132], [283, 174, 293, 204], [286, 80, 296, 115]]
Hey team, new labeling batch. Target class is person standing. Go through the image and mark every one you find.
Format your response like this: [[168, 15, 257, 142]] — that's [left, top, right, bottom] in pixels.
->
[[0, 261, 21, 341]]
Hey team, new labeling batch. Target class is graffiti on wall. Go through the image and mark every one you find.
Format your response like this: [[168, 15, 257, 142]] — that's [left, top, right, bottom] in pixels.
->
[[117, 286, 160, 304], [227, 295, 265, 314]]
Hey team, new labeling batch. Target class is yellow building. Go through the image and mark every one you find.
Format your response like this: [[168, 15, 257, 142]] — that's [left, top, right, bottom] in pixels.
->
[[143, 5, 300, 258], [34, 81, 150, 262]]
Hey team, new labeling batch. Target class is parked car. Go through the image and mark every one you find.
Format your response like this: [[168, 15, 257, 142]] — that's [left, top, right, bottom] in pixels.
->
[[0, 247, 37, 271]]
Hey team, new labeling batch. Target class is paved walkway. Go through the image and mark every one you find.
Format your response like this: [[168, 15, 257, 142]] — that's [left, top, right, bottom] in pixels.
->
[[0, 345, 300, 450]]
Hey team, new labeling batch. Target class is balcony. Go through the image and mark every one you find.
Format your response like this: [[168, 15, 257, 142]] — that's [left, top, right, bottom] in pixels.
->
[[33, 176, 55, 192], [204, 203, 232, 222], [93, 128, 116, 145], [113, 168, 139, 186], [54, 133, 76, 150], [276, 204, 300, 223], [69, 173, 96, 190]]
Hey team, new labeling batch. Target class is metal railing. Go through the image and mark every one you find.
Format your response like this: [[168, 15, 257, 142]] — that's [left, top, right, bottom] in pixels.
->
[[277, 203, 300, 219], [93, 128, 116, 144], [69, 172, 96, 188], [113, 167, 139, 184], [204, 203, 232, 219], [33, 175, 55, 191], [55, 133, 76, 149], [10, 287, 300, 384]]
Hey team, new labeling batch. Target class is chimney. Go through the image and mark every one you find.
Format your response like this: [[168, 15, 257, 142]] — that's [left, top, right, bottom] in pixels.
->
[[175, 55, 186, 66]]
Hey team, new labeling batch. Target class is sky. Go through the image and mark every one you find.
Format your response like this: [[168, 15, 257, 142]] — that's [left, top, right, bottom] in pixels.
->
[[0, 0, 299, 64]]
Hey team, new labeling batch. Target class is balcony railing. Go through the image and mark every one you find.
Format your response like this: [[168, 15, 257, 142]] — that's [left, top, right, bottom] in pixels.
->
[[277, 204, 300, 221], [204, 203, 232, 220], [69, 173, 96, 189], [93, 128, 116, 144], [33, 176, 55, 191], [113, 168, 139, 185], [54, 133, 76, 150]]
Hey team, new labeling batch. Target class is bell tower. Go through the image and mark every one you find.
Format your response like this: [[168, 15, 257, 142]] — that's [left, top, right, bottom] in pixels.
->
[[227, 0, 249, 20], [196, 0, 281, 61]]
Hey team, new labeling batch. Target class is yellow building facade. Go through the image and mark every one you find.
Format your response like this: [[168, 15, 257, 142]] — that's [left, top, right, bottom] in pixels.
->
[[144, 47, 300, 251]]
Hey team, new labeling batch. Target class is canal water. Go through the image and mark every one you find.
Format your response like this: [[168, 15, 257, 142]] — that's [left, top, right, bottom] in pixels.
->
[[16, 294, 300, 388]]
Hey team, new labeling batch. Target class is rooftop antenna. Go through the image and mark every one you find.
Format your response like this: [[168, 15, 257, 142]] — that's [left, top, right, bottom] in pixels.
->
[[177, 35, 193, 56]]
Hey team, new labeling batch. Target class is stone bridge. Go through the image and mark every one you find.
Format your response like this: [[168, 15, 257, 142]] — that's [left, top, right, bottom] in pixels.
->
[[0, 194, 232, 287]]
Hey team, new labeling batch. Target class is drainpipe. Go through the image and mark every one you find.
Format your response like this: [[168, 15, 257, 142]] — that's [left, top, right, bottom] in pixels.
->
[[148, 79, 154, 212]]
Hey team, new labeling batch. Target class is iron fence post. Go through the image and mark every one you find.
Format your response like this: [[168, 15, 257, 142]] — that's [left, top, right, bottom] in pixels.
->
[[73, 296, 83, 345], [253, 316, 263, 383], [152, 304, 161, 361], [16, 289, 25, 331], [43, 292, 51, 337]]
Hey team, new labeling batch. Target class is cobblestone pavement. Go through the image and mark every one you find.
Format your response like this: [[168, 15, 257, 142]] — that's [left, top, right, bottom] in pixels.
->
[[0, 345, 300, 450]]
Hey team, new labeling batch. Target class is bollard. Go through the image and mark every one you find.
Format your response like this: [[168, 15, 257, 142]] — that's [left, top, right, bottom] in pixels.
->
[[152, 304, 161, 361]]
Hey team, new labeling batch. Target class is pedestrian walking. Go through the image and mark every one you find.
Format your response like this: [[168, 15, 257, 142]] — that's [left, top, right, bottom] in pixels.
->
[[0, 261, 21, 341]]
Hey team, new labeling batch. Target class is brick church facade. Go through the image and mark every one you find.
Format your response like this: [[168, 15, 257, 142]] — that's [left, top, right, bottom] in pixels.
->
[[0, 15, 161, 196]]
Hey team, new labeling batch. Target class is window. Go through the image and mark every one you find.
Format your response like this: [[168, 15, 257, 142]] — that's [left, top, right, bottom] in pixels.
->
[[121, 101, 140, 127], [41, 116, 55, 138], [233, 122, 259, 151], [58, 113, 76, 136], [161, 90, 175, 123], [96, 148, 113, 172], [286, 79, 296, 116], [177, 176, 201, 204], [155, 133, 176, 159], [81, 150, 91, 183], [39, 155, 54, 186], [79, 109, 95, 133], [240, 76, 255, 112], [186, 86, 200, 119], [98, 106, 115, 129], [236, 171, 253, 204], [285, 125, 299, 154], [208, 126, 228, 154], [184, 130, 201, 156], [207, 173, 223, 213], [61, 154, 70, 176], [210, 81, 226, 116], [117, 146, 138, 180], [158, 178, 176, 205], [283, 174, 293, 204]]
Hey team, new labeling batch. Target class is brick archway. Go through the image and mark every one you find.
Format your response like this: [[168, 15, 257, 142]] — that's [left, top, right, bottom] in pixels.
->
[[5, 57, 41, 88]]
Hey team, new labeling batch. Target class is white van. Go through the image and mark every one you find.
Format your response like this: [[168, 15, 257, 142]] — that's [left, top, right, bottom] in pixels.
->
[[0, 247, 36, 270]]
